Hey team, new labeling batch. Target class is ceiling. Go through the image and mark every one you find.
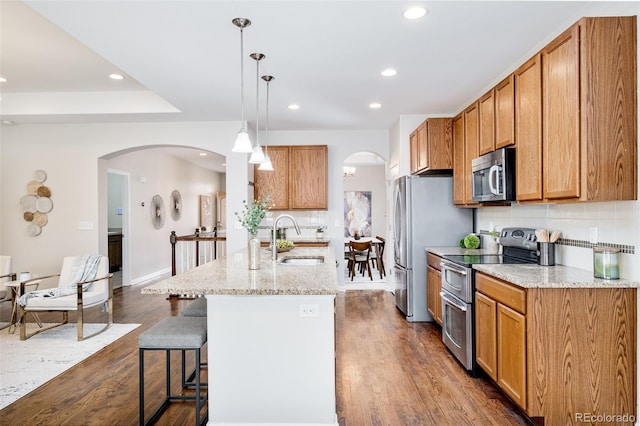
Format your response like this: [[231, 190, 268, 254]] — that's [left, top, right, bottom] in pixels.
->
[[0, 1, 635, 169]]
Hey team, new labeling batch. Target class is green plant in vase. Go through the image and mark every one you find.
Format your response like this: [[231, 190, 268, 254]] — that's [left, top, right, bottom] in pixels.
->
[[234, 195, 273, 237]]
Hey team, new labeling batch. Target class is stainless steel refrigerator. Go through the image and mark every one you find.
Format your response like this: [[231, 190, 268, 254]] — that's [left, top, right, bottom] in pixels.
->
[[392, 175, 473, 322]]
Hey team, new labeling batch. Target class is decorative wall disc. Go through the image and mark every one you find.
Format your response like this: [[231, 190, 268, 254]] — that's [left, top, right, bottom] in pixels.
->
[[20, 195, 38, 213], [170, 190, 182, 221], [23, 211, 34, 222], [35, 197, 53, 213], [27, 223, 42, 237], [36, 186, 51, 197], [33, 170, 47, 182], [33, 212, 48, 227], [150, 194, 165, 230], [26, 180, 42, 195]]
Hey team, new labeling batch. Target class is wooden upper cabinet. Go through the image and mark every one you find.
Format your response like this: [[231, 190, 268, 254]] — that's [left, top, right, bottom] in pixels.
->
[[410, 118, 453, 175], [479, 90, 495, 155], [515, 55, 543, 201], [464, 102, 480, 205], [416, 121, 428, 171], [254, 145, 328, 210], [254, 146, 290, 209], [289, 145, 328, 209], [426, 118, 453, 171], [542, 24, 581, 200], [452, 113, 466, 206], [494, 74, 515, 149], [409, 129, 419, 174], [539, 16, 637, 202], [578, 16, 636, 201]]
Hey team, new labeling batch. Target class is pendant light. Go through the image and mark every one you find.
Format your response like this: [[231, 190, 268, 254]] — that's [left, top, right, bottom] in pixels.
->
[[259, 75, 274, 171], [248, 53, 266, 164], [231, 18, 253, 153]]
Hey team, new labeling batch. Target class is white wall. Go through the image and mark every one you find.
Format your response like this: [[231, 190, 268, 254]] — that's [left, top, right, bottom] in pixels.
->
[[0, 121, 249, 279], [107, 173, 124, 229], [105, 148, 223, 284]]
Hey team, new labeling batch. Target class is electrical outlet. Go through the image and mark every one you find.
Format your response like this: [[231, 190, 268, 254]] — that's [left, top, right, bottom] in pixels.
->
[[299, 304, 320, 317], [589, 227, 598, 244]]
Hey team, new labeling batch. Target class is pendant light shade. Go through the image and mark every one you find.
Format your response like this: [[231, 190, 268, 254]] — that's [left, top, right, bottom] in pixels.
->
[[258, 75, 275, 171], [249, 53, 265, 164], [231, 18, 254, 153]]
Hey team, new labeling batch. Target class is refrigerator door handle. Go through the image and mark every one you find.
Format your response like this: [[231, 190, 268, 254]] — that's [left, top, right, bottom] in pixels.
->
[[393, 185, 403, 266]]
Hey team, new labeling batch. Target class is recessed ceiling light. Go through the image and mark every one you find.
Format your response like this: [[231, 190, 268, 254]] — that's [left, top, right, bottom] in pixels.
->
[[288, 104, 300, 110], [2, 120, 14, 125], [222, 163, 227, 167], [199, 152, 207, 156], [369, 102, 382, 109], [381, 68, 398, 77], [0, 77, 6, 82], [403, 6, 428, 20], [109, 73, 124, 80]]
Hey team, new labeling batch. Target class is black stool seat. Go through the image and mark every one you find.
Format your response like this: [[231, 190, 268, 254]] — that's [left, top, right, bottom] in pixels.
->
[[139, 317, 208, 426]]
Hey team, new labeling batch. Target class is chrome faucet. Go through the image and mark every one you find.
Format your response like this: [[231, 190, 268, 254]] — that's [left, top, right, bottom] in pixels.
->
[[272, 214, 301, 260]]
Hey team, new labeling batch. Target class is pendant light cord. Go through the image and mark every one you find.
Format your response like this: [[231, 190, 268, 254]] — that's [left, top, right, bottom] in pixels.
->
[[239, 27, 245, 129]]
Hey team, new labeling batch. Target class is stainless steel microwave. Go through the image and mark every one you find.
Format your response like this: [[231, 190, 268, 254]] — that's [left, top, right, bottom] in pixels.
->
[[471, 147, 516, 202]]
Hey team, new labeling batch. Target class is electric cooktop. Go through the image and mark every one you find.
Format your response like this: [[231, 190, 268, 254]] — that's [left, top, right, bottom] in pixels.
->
[[442, 227, 540, 267]]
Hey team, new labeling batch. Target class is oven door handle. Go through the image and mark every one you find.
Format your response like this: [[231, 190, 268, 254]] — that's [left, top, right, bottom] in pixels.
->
[[440, 291, 467, 312], [440, 260, 468, 276]]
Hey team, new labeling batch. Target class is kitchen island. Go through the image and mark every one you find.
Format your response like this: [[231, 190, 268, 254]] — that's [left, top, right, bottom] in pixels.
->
[[142, 246, 339, 425]]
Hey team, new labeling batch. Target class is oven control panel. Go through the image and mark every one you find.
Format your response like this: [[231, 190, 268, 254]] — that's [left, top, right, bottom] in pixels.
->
[[499, 227, 538, 251]]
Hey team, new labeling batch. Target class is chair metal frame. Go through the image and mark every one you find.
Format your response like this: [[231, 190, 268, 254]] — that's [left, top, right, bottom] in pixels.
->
[[18, 269, 113, 341]]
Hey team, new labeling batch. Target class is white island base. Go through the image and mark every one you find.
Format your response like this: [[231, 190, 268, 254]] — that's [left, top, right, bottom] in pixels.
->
[[206, 294, 338, 425]]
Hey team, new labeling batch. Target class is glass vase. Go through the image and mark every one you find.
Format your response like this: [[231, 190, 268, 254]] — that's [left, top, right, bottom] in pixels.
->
[[248, 235, 261, 270]]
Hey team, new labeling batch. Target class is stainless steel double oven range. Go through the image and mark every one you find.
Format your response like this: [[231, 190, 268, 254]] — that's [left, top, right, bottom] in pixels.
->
[[438, 227, 539, 371]]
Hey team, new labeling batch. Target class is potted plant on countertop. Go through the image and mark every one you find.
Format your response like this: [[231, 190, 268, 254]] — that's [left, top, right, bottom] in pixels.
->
[[234, 195, 273, 270], [316, 225, 326, 239]]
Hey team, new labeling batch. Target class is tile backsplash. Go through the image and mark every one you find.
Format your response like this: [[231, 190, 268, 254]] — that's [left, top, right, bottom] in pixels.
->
[[477, 200, 640, 280], [257, 210, 331, 240]]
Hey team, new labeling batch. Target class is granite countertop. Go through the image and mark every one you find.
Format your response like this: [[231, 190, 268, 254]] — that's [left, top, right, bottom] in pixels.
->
[[141, 246, 338, 296], [427, 246, 640, 289], [260, 237, 331, 244]]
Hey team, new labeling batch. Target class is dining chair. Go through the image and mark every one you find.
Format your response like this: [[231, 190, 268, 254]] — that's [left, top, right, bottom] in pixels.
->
[[369, 236, 386, 279], [348, 241, 373, 281]]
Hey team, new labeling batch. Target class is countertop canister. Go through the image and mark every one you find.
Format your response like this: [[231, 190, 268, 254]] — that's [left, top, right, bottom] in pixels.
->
[[593, 246, 620, 280]]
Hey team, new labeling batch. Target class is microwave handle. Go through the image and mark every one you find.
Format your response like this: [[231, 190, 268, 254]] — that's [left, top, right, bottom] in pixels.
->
[[489, 165, 501, 195]]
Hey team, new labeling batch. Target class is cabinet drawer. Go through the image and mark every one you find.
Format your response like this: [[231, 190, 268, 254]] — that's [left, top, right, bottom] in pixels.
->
[[476, 273, 526, 314], [427, 253, 443, 270]]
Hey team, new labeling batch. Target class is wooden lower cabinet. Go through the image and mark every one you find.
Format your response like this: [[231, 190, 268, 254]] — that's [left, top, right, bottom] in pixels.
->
[[426, 253, 442, 325], [496, 303, 526, 409], [426, 266, 442, 325], [474, 291, 497, 381], [475, 272, 637, 425]]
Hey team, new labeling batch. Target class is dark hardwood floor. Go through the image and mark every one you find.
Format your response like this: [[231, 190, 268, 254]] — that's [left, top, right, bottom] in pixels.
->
[[0, 287, 529, 425]]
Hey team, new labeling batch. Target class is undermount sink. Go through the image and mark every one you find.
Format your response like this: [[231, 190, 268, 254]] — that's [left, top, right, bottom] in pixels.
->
[[278, 256, 325, 265]]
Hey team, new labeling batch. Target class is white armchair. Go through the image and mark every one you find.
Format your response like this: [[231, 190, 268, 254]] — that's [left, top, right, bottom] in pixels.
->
[[18, 255, 113, 341], [0, 255, 16, 302]]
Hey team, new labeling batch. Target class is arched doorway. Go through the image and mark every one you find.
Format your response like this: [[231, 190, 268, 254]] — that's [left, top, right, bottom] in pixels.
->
[[342, 152, 389, 290]]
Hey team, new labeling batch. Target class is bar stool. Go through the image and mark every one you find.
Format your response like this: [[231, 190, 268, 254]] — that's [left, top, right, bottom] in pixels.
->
[[139, 316, 208, 426], [180, 297, 208, 389]]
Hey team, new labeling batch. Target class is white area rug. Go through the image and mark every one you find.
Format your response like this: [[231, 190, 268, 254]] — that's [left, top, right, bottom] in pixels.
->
[[0, 323, 140, 409]]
